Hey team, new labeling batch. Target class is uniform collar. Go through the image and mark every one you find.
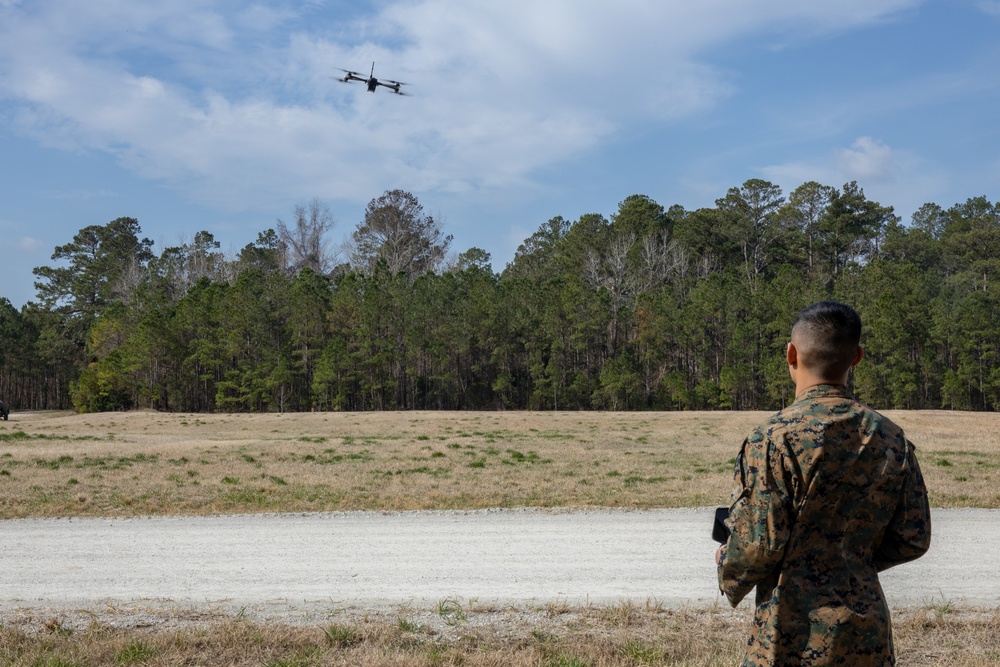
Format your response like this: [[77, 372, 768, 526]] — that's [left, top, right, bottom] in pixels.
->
[[793, 383, 853, 403]]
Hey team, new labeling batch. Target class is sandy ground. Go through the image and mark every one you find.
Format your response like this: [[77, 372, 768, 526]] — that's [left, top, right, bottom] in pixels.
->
[[2, 507, 998, 624]]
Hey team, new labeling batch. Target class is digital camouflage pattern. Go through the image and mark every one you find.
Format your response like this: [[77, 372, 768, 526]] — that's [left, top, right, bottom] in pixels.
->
[[717, 384, 931, 666]]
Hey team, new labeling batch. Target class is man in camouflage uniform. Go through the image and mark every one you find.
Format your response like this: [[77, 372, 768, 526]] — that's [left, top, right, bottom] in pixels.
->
[[716, 301, 931, 666]]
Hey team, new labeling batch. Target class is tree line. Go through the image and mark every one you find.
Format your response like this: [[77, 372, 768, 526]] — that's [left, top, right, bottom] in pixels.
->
[[2, 182, 998, 413]]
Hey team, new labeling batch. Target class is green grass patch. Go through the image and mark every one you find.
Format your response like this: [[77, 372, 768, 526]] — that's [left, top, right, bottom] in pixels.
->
[[35, 455, 74, 469], [323, 623, 360, 647], [0, 431, 102, 443], [224, 487, 273, 506], [503, 449, 551, 465]]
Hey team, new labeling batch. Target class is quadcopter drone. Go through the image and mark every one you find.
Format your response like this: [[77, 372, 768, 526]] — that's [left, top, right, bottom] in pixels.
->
[[336, 62, 409, 95]]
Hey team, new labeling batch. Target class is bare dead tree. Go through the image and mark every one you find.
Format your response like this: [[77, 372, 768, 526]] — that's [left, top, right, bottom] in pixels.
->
[[111, 254, 147, 305], [277, 198, 338, 275], [585, 231, 635, 311]]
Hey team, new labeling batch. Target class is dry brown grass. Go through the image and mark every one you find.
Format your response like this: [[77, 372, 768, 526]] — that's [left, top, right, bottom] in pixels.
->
[[1, 603, 998, 666], [884, 410, 1000, 508], [1, 409, 997, 518], [2, 410, 998, 664]]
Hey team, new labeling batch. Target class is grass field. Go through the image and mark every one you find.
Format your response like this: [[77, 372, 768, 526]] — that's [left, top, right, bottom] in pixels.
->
[[2, 602, 998, 666], [2, 409, 998, 519], [2, 408, 998, 665]]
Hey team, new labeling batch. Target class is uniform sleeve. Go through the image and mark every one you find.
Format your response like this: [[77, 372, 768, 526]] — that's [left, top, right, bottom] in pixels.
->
[[717, 428, 795, 607], [875, 439, 931, 572]]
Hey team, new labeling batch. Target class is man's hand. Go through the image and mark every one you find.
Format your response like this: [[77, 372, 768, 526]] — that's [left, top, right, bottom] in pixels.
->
[[715, 544, 725, 565]]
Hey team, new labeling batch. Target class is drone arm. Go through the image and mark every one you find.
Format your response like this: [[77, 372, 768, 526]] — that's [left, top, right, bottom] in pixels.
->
[[375, 80, 405, 94]]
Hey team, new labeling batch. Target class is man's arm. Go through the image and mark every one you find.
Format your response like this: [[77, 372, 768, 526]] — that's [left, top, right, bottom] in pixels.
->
[[875, 439, 931, 572], [717, 431, 794, 606]]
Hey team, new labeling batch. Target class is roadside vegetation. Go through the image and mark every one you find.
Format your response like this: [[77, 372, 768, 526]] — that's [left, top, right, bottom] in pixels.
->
[[2, 603, 998, 666]]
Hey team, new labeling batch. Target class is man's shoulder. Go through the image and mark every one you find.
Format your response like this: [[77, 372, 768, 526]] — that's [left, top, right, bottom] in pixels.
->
[[758, 398, 843, 431], [749, 395, 906, 454], [756, 388, 902, 435]]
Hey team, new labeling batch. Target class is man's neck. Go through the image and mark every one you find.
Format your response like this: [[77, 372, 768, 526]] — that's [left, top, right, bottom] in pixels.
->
[[792, 368, 850, 398], [794, 381, 841, 398]]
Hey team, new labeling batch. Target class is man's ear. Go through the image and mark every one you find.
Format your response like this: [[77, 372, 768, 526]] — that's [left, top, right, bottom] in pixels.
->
[[787, 341, 797, 367], [851, 346, 864, 368]]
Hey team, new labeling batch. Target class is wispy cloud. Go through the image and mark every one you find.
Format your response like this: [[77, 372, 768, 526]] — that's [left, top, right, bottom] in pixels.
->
[[977, 1, 1000, 17], [47, 188, 119, 201], [16, 236, 44, 252], [761, 136, 948, 222], [0, 1, 927, 213]]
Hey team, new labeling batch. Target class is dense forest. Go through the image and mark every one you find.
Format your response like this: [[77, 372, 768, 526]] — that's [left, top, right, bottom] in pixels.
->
[[1, 181, 998, 413]]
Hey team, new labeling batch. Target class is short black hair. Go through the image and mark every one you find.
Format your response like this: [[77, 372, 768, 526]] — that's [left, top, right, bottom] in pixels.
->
[[791, 301, 862, 380]]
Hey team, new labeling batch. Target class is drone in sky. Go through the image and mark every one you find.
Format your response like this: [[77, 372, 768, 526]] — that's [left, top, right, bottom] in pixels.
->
[[336, 62, 409, 95]]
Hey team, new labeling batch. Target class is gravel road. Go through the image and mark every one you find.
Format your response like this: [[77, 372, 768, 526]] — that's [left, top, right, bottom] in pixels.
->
[[2, 507, 997, 620]]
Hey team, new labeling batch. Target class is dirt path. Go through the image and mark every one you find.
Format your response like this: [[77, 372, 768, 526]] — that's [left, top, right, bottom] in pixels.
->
[[2, 508, 997, 620]]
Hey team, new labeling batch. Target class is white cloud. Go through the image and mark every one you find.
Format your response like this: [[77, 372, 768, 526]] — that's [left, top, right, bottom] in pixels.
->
[[17, 236, 44, 252], [977, 1, 1000, 17], [0, 1, 927, 212], [835, 137, 897, 183], [761, 136, 948, 222], [762, 137, 912, 188], [48, 188, 119, 201]]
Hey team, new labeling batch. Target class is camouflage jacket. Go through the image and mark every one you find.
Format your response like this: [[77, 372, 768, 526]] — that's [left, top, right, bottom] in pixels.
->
[[717, 384, 931, 666]]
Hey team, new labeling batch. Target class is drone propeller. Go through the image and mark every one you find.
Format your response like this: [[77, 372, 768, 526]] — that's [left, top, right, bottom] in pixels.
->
[[383, 79, 409, 87], [334, 68, 364, 82]]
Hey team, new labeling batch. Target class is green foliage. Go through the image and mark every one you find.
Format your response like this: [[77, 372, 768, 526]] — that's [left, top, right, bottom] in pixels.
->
[[323, 623, 360, 647], [436, 598, 467, 626], [17, 189, 1000, 413], [115, 640, 158, 665], [619, 638, 662, 664]]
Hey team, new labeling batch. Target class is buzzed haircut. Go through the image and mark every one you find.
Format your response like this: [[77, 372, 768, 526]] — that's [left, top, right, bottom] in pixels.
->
[[791, 301, 862, 380]]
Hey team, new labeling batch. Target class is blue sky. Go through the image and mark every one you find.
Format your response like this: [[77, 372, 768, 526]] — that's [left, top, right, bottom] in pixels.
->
[[1, 0, 998, 308]]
